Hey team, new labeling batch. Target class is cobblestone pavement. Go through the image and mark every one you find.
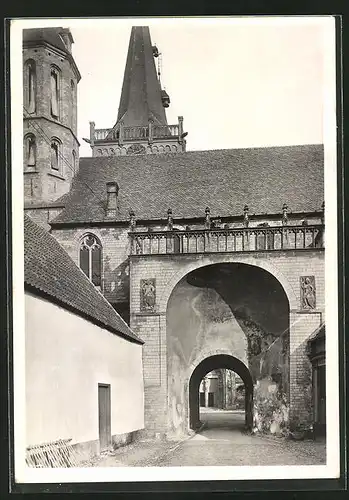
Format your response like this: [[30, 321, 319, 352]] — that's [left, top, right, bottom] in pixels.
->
[[87, 410, 326, 467]]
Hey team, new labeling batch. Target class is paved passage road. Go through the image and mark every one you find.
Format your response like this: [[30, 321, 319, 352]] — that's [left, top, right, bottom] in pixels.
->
[[90, 409, 326, 468], [152, 409, 326, 467]]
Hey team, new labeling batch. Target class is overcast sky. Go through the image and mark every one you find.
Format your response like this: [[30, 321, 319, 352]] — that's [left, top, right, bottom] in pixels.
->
[[17, 17, 333, 157]]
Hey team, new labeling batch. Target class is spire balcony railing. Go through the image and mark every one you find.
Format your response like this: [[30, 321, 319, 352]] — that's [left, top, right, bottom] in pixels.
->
[[124, 126, 149, 140], [152, 124, 179, 138], [129, 225, 324, 256], [94, 128, 111, 141], [92, 124, 181, 143]]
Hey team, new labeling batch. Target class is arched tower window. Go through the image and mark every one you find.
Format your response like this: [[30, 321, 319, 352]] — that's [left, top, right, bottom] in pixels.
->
[[50, 138, 61, 172], [24, 60, 36, 114], [72, 150, 77, 174], [79, 234, 102, 288], [70, 79, 75, 97], [70, 80, 76, 129], [50, 66, 60, 119], [24, 133, 36, 169]]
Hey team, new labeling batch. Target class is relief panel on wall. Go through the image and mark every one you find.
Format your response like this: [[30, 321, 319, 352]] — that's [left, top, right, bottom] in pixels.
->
[[140, 278, 156, 312], [300, 276, 316, 310]]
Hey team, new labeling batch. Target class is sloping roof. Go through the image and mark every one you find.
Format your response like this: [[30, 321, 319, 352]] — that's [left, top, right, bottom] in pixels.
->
[[113, 26, 168, 128], [308, 323, 325, 344], [24, 214, 143, 344], [23, 27, 70, 54], [52, 144, 324, 225], [24, 192, 70, 210]]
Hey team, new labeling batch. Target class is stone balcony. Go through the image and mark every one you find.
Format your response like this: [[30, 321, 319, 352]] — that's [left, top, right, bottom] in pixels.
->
[[89, 118, 184, 146], [129, 224, 324, 256]]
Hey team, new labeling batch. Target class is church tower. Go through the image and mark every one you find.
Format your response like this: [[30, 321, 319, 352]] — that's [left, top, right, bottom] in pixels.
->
[[86, 26, 187, 157], [23, 27, 81, 204]]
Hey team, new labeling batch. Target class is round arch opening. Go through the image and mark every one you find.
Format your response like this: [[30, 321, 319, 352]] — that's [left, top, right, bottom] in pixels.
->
[[189, 354, 254, 431], [166, 261, 291, 437]]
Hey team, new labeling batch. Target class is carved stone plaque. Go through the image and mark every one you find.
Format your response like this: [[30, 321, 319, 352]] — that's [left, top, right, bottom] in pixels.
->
[[140, 278, 156, 312], [300, 276, 316, 309], [127, 144, 146, 155]]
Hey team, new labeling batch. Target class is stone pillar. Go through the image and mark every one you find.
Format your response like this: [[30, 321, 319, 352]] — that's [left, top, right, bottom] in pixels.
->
[[217, 369, 224, 409], [130, 280, 168, 439], [118, 121, 124, 146], [204, 378, 209, 407], [289, 311, 322, 430], [89, 121, 95, 150]]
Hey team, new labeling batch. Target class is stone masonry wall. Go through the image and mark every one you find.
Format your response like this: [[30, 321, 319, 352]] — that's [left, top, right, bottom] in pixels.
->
[[129, 250, 324, 436], [51, 226, 131, 309], [23, 43, 79, 204]]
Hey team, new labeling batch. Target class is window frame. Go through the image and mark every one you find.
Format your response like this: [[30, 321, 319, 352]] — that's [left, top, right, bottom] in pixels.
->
[[24, 59, 36, 114], [78, 233, 103, 291], [23, 133, 37, 171], [50, 137, 62, 174], [50, 65, 61, 120]]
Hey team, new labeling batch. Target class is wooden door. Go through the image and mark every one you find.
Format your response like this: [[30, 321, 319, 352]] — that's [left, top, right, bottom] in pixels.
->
[[98, 384, 111, 450], [208, 392, 214, 407]]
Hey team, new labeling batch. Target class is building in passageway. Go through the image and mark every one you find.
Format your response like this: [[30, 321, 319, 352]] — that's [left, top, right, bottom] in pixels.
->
[[24, 214, 144, 460], [22, 24, 326, 442], [199, 370, 220, 408], [199, 370, 244, 410]]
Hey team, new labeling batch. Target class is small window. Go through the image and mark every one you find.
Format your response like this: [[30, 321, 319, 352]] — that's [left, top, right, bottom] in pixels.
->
[[50, 67, 60, 118], [24, 134, 36, 169], [50, 139, 61, 171], [79, 234, 102, 288]]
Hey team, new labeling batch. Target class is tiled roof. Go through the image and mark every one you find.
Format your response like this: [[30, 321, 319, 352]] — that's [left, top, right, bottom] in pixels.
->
[[52, 144, 324, 225], [24, 214, 143, 344]]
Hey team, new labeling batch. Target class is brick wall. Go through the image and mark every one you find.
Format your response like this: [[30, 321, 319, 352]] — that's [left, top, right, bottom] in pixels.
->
[[49, 220, 324, 436], [130, 249, 324, 436], [289, 311, 322, 428], [51, 226, 131, 307]]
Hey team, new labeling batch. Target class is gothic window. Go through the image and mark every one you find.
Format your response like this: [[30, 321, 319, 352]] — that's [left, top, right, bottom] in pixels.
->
[[79, 234, 102, 288], [50, 67, 60, 118], [24, 60, 36, 113], [50, 138, 61, 172], [24, 134, 36, 169]]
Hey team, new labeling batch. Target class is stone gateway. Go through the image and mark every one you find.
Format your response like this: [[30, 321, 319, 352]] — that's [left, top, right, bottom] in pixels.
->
[[23, 24, 326, 446]]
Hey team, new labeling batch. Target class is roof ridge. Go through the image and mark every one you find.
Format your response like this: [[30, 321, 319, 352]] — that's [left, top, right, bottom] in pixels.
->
[[24, 214, 143, 344], [79, 143, 324, 159]]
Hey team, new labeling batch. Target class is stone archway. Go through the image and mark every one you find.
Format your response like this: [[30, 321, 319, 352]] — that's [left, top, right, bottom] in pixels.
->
[[189, 354, 254, 431], [159, 254, 298, 312], [166, 261, 291, 437]]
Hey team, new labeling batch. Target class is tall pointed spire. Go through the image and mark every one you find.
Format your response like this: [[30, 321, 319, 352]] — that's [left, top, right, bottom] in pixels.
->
[[117, 26, 167, 127], [86, 26, 187, 156]]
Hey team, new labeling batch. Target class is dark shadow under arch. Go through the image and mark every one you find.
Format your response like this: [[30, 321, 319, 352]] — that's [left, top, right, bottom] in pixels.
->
[[189, 354, 254, 431]]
